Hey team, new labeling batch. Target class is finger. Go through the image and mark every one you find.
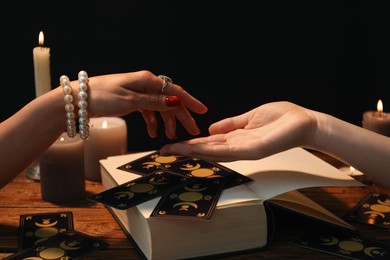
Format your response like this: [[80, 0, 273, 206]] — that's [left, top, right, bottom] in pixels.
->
[[169, 84, 208, 115], [156, 78, 208, 115], [169, 106, 201, 136], [209, 113, 250, 135], [159, 111, 177, 139], [140, 110, 158, 138], [160, 139, 235, 162], [135, 93, 182, 112]]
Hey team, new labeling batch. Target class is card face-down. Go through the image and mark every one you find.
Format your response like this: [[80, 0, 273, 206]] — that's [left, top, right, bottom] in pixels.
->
[[88, 171, 193, 210], [5, 230, 107, 260], [116, 151, 187, 175], [151, 178, 226, 220], [116, 151, 253, 189], [18, 212, 74, 251], [293, 226, 390, 259], [343, 192, 390, 229]]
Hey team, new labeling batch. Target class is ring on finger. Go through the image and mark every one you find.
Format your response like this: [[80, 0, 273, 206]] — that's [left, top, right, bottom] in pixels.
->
[[158, 75, 173, 94]]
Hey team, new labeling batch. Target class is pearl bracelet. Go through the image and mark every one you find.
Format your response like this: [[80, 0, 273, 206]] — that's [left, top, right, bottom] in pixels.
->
[[60, 75, 77, 138], [77, 70, 90, 140]]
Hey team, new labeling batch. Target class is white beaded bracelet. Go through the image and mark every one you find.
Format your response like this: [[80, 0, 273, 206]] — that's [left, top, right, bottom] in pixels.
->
[[60, 75, 77, 138], [77, 70, 90, 140]]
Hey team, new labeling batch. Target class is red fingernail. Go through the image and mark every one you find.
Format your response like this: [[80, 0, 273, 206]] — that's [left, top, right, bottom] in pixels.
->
[[165, 96, 181, 106]]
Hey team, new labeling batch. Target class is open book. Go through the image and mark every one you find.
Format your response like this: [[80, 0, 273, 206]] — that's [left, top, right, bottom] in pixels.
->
[[99, 148, 364, 260]]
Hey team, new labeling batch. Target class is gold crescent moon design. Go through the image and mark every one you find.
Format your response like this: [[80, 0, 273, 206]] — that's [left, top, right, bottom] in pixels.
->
[[370, 204, 390, 213], [35, 237, 50, 245], [155, 155, 178, 164], [190, 168, 215, 178], [35, 220, 58, 228], [114, 191, 135, 199], [184, 185, 207, 192], [59, 240, 82, 250], [178, 191, 203, 202], [319, 235, 339, 246], [179, 163, 201, 171], [142, 162, 161, 169], [364, 246, 384, 257], [377, 199, 390, 206], [173, 201, 198, 209], [38, 247, 66, 258], [149, 177, 168, 185], [23, 257, 43, 260], [363, 211, 386, 218]]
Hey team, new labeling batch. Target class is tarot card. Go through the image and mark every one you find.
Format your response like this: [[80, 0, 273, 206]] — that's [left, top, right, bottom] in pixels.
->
[[17, 211, 74, 251], [343, 192, 390, 229], [5, 230, 107, 260], [117, 151, 187, 175], [293, 225, 390, 259], [151, 178, 226, 220], [88, 171, 193, 210], [167, 157, 253, 189]]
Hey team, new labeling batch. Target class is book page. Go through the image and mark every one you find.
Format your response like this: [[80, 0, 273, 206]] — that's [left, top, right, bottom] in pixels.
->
[[220, 148, 364, 200], [270, 190, 355, 230]]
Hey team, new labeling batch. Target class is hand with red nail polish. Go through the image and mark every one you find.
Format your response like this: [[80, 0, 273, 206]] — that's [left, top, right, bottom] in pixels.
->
[[81, 70, 208, 140], [0, 70, 208, 188]]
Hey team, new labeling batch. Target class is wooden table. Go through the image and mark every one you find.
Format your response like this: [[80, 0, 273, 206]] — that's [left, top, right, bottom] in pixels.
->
[[1, 151, 389, 259]]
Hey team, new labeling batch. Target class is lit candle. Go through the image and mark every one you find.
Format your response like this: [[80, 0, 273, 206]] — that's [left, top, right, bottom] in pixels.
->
[[39, 132, 85, 203], [362, 99, 390, 137], [339, 166, 364, 182], [33, 31, 52, 97], [84, 117, 127, 181]]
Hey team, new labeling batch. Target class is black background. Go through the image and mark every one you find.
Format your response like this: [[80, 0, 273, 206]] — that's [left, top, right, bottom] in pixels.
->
[[2, 1, 390, 152]]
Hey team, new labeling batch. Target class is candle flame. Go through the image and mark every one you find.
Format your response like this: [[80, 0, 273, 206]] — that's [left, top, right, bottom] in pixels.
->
[[60, 137, 65, 142], [38, 31, 44, 46], [377, 99, 383, 115], [102, 120, 108, 129]]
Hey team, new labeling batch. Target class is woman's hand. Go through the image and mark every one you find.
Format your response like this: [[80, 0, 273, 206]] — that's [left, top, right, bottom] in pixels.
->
[[85, 70, 208, 139]]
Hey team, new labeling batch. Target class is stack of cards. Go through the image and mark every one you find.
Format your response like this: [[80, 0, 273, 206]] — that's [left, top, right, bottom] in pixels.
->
[[343, 192, 390, 229], [89, 151, 253, 220], [5, 212, 107, 260]]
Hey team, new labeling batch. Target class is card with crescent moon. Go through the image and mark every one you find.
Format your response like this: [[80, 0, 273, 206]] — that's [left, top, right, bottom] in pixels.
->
[[151, 178, 226, 220], [116, 151, 187, 175], [17, 211, 74, 251], [166, 157, 253, 189], [293, 225, 390, 259], [116, 151, 253, 189], [5, 230, 107, 260], [88, 171, 194, 210], [343, 193, 390, 229]]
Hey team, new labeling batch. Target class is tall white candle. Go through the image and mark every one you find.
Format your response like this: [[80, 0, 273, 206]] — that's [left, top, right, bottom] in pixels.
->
[[39, 132, 85, 203], [84, 117, 128, 181], [33, 31, 52, 97]]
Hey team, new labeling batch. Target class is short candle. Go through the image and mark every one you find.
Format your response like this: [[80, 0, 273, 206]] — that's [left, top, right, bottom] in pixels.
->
[[362, 99, 390, 137], [84, 117, 127, 181], [39, 132, 85, 203]]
